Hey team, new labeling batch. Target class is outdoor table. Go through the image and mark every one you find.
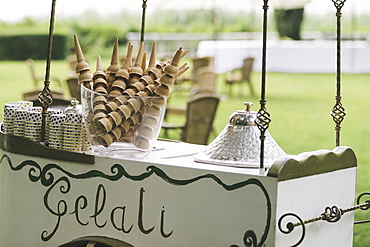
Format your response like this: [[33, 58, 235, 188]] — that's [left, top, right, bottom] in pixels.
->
[[197, 39, 370, 74]]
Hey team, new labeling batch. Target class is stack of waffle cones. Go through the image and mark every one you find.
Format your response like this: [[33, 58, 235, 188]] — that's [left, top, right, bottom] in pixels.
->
[[74, 35, 189, 149]]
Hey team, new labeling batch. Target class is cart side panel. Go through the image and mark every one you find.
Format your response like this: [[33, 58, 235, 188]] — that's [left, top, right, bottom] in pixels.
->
[[0, 150, 278, 247]]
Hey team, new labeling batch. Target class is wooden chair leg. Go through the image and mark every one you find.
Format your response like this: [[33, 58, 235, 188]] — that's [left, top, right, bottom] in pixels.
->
[[248, 80, 255, 96], [227, 83, 232, 95]]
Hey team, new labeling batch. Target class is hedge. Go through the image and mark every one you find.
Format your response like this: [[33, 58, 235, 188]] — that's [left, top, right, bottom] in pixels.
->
[[0, 34, 67, 60]]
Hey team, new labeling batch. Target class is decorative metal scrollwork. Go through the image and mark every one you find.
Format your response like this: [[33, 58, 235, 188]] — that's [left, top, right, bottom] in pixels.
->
[[331, 97, 346, 127], [278, 213, 305, 247], [256, 101, 271, 133], [354, 192, 370, 225], [321, 205, 343, 223], [278, 192, 370, 246], [38, 82, 53, 109], [332, 0, 346, 9], [356, 192, 370, 209]]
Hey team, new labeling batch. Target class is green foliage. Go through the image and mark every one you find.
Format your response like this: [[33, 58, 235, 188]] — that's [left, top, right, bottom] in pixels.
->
[[0, 8, 262, 60], [1, 8, 370, 59], [301, 12, 370, 33], [145, 9, 258, 33], [66, 20, 128, 60], [0, 34, 67, 60], [353, 13, 370, 32], [55, 11, 133, 60], [0, 18, 68, 35]]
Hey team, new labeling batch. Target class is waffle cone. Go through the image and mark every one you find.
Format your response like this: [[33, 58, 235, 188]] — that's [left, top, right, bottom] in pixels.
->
[[74, 34, 90, 72]]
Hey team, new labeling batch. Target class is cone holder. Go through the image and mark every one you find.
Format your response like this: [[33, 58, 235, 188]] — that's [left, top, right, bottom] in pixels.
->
[[74, 29, 189, 157]]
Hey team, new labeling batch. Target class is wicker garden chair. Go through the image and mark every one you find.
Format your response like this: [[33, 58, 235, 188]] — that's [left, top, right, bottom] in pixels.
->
[[162, 93, 220, 145], [225, 57, 255, 96]]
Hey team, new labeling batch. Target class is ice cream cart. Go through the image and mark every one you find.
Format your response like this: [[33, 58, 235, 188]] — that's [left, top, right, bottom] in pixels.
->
[[0, 0, 368, 246]]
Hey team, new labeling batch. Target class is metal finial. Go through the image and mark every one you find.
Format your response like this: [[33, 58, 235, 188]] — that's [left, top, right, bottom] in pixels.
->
[[244, 102, 253, 112], [332, 0, 346, 9], [71, 98, 79, 108], [255, 0, 271, 170], [140, 0, 148, 43], [39, 0, 57, 142], [330, 0, 347, 147]]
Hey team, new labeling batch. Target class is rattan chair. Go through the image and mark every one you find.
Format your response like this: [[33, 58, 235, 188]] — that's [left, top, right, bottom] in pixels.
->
[[225, 57, 255, 96], [192, 56, 214, 84], [190, 66, 217, 95], [162, 93, 220, 145], [66, 78, 81, 102]]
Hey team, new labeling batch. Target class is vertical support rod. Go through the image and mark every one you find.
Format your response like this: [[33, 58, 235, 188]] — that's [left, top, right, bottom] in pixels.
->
[[39, 0, 57, 142], [335, 5, 342, 99], [44, 0, 56, 85], [335, 3, 342, 147], [261, 0, 268, 101], [140, 0, 148, 43], [255, 0, 271, 170], [331, 0, 346, 147]]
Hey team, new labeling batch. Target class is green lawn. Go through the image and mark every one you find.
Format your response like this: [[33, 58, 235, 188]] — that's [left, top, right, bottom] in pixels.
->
[[1, 60, 370, 245]]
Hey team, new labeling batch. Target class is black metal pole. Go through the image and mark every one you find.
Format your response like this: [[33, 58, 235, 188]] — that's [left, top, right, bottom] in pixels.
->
[[261, 0, 268, 100], [256, 0, 271, 170], [140, 0, 148, 43], [39, 0, 56, 142], [330, 0, 346, 147]]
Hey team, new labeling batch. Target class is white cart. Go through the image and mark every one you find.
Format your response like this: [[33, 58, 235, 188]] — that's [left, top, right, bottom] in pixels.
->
[[0, 134, 357, 246]]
